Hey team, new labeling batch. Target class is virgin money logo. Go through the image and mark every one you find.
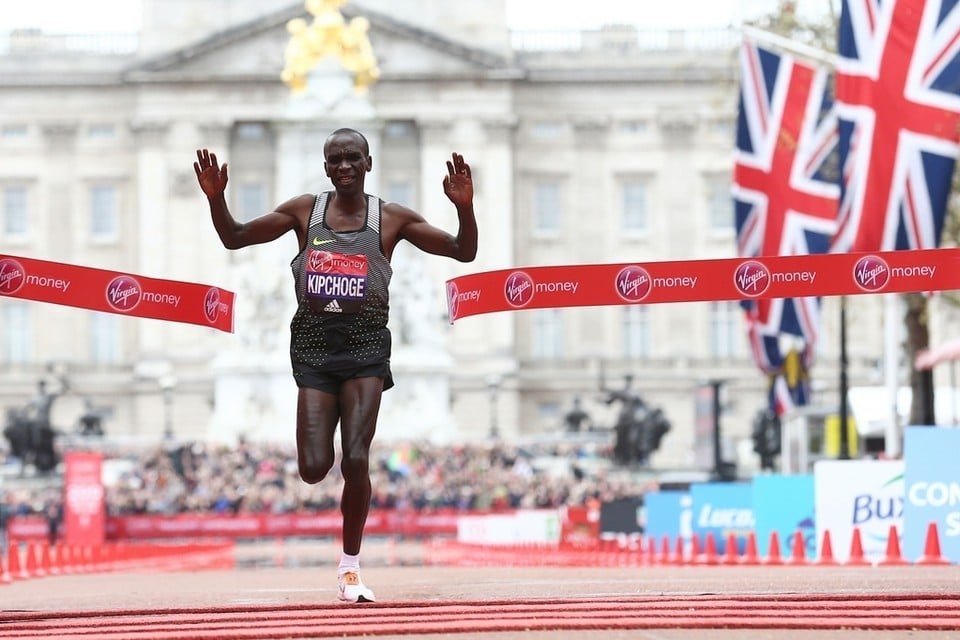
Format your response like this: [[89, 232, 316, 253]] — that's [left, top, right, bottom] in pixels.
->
[[106, 275, 142, 312], [0, 258, 26, 295], [504, 271, 534, 308], [204, 287, 226, 323], [447, 282, 459, 319], [853, 255, 890, 292], [734, 260, 771, 297], [308, 250, 330, 272], [615, 265, 652, 302]]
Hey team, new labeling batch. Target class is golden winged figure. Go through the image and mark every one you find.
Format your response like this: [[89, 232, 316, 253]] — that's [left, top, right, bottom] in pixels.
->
[[281, 0, 381, 94]]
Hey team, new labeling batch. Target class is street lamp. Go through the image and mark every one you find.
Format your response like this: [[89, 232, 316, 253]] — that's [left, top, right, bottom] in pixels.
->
[[486, 375, 501, 439], [158, 375, 177, 440]]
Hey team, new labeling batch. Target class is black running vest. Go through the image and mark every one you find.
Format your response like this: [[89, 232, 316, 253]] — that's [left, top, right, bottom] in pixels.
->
[[288, 192, 393, 365]]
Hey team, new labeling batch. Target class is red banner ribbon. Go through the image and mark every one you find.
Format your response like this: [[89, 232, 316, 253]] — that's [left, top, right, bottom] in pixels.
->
[[445, 248, 960, 323], [0, 254, 235, 333]]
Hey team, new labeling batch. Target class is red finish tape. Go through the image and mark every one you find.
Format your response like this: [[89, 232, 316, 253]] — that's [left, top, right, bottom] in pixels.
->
[[445, 248, 958, 323], [0, 254, 235, 333]]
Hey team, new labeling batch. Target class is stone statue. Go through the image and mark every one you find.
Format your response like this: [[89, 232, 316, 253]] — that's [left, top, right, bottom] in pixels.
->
[[564, 396, 592, 433], [604, 374, 649, 465]]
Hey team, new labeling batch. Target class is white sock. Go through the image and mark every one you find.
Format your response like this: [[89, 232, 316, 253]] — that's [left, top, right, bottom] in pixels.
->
[[338, 552, 360, 576]]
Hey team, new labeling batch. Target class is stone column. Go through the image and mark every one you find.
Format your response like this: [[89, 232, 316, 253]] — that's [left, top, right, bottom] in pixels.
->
[[40, 122, 79, 261], [371, 118, 459, 443], [657, 111, 700, 382], [38, 123, 79, 363], [130, 120, 171, 356], [434, 116, 521, 440]]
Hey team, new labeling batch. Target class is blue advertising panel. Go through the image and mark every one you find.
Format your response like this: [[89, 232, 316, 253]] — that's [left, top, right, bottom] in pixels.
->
[[643, 490, 690, 544], [903, 426, 960, 563], [690, 482, 754, 554], [752, 474, 815, 558]]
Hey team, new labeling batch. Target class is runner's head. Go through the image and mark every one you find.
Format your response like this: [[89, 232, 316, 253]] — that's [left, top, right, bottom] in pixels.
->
[[324, 128, 372, 193]]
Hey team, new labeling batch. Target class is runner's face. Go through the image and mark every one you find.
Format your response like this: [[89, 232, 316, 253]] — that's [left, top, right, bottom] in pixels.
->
[[324, 134, 371, 191]]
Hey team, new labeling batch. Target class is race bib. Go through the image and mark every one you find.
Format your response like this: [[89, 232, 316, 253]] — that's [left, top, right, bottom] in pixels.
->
[[305, 250, 368, 314]]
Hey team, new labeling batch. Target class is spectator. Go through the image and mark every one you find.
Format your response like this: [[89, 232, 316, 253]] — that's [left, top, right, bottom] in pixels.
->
[[44, 499, 62, 547], [4, 437, 638, 520]]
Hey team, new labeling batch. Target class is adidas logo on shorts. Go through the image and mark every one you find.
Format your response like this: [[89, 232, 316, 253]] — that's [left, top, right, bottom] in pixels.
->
[[324, 299, 343, 313]]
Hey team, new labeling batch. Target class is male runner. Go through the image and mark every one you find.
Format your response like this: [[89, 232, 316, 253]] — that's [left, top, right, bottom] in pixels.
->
[[195, 127, 477, 602]]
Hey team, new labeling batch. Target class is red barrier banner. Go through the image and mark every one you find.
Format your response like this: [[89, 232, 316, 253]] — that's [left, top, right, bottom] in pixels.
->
[[560, 505, 600, 549], [9, 510, 466, 541], [445, 248, 960, 322], [7, 516, 47, 540], [96, 510, 464, 540], [0, 254, 235, 332], [63, 451, 106, 547]]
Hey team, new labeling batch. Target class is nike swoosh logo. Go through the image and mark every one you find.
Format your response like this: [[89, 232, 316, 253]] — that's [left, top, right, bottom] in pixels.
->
[[313, 238, 335, 246]]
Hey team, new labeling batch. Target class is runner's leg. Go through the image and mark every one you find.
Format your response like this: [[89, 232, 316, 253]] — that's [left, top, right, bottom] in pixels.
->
[[337, 376, 383, 555], [295, 387, 340, 484]]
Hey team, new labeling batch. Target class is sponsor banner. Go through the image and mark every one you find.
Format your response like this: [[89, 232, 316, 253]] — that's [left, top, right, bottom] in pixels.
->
[[0, 254, 235, 332], [63, 451, 106, 547], [752, 474, 815, 558], [445, 248, 959, 322], [7, 517, 48, 540], [559, 505, 600, 549], [9, 510, 467, 541], [457, 509, 561, 546], [690, 482, 755, 555], [599, 496, 644, 536], [643, 490, 692, 548], [814, 459, 904, 564], [903, 426, 960, 563]]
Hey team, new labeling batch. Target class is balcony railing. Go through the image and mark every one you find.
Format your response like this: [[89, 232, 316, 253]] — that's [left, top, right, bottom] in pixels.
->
[[0, 30, 138, 56], [510, 27, 740, 53], [0, 26, 740, 58]]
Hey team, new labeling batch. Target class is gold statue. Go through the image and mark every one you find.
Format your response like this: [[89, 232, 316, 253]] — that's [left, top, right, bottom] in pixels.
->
[[281, 0, 381, 94]]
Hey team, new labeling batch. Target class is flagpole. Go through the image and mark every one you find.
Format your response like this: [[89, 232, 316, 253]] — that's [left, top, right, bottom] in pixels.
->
[[884, 294, 901, 457], [740, 25, 839, 67], [839, 296, 850, 460]]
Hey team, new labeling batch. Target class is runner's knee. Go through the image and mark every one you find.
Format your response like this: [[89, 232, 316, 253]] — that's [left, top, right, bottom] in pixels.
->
[[340, 452, 370, 484], [298, 456, 334, 484]]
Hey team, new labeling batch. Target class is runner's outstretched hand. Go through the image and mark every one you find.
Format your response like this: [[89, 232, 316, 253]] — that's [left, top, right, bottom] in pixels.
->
[[442, 152, 473, 209], [194, 148, 229, 199]]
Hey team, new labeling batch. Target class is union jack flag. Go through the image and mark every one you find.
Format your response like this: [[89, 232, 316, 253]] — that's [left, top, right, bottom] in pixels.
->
[[831, 0, 960, 253], [748, 321, 814, 416], [769, 345, 812, 416], [733, 39, 840, 362]]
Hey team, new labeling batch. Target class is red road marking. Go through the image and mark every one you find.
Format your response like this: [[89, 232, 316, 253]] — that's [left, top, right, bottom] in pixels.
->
[[3, 594, 960, 637]]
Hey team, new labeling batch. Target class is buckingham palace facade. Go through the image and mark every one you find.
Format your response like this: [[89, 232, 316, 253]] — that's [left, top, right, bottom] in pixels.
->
[[0, 0, 947, 472]]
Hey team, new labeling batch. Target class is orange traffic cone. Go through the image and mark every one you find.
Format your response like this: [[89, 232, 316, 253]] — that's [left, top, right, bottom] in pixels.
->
[[699, 532, 719, 565], [740, 531, 761, 566], [689, 533, 701, 564], [787, 529, 807, 565], [59, 544, 74, 574], [722, 533, 739, 565], [24, 542, 42, 578], [1, 546, 11, 585], [660, 535, 671, 565], [845, 527, 870, 566], [916, 522, 950, 566], [673, 535, 685, 566], [764, 530, 783, 565], [7, 542, 25, 580], [815, 530, 838, 566], [45, 543, 59, 576], [878, 525, 908, 566]]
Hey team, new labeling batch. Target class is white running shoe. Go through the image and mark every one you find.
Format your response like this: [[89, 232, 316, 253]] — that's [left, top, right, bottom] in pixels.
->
[[338, 571, 376, 603]]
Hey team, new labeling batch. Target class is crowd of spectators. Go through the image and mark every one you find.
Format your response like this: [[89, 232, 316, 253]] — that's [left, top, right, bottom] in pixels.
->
[[1, 436, 643, 519]]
